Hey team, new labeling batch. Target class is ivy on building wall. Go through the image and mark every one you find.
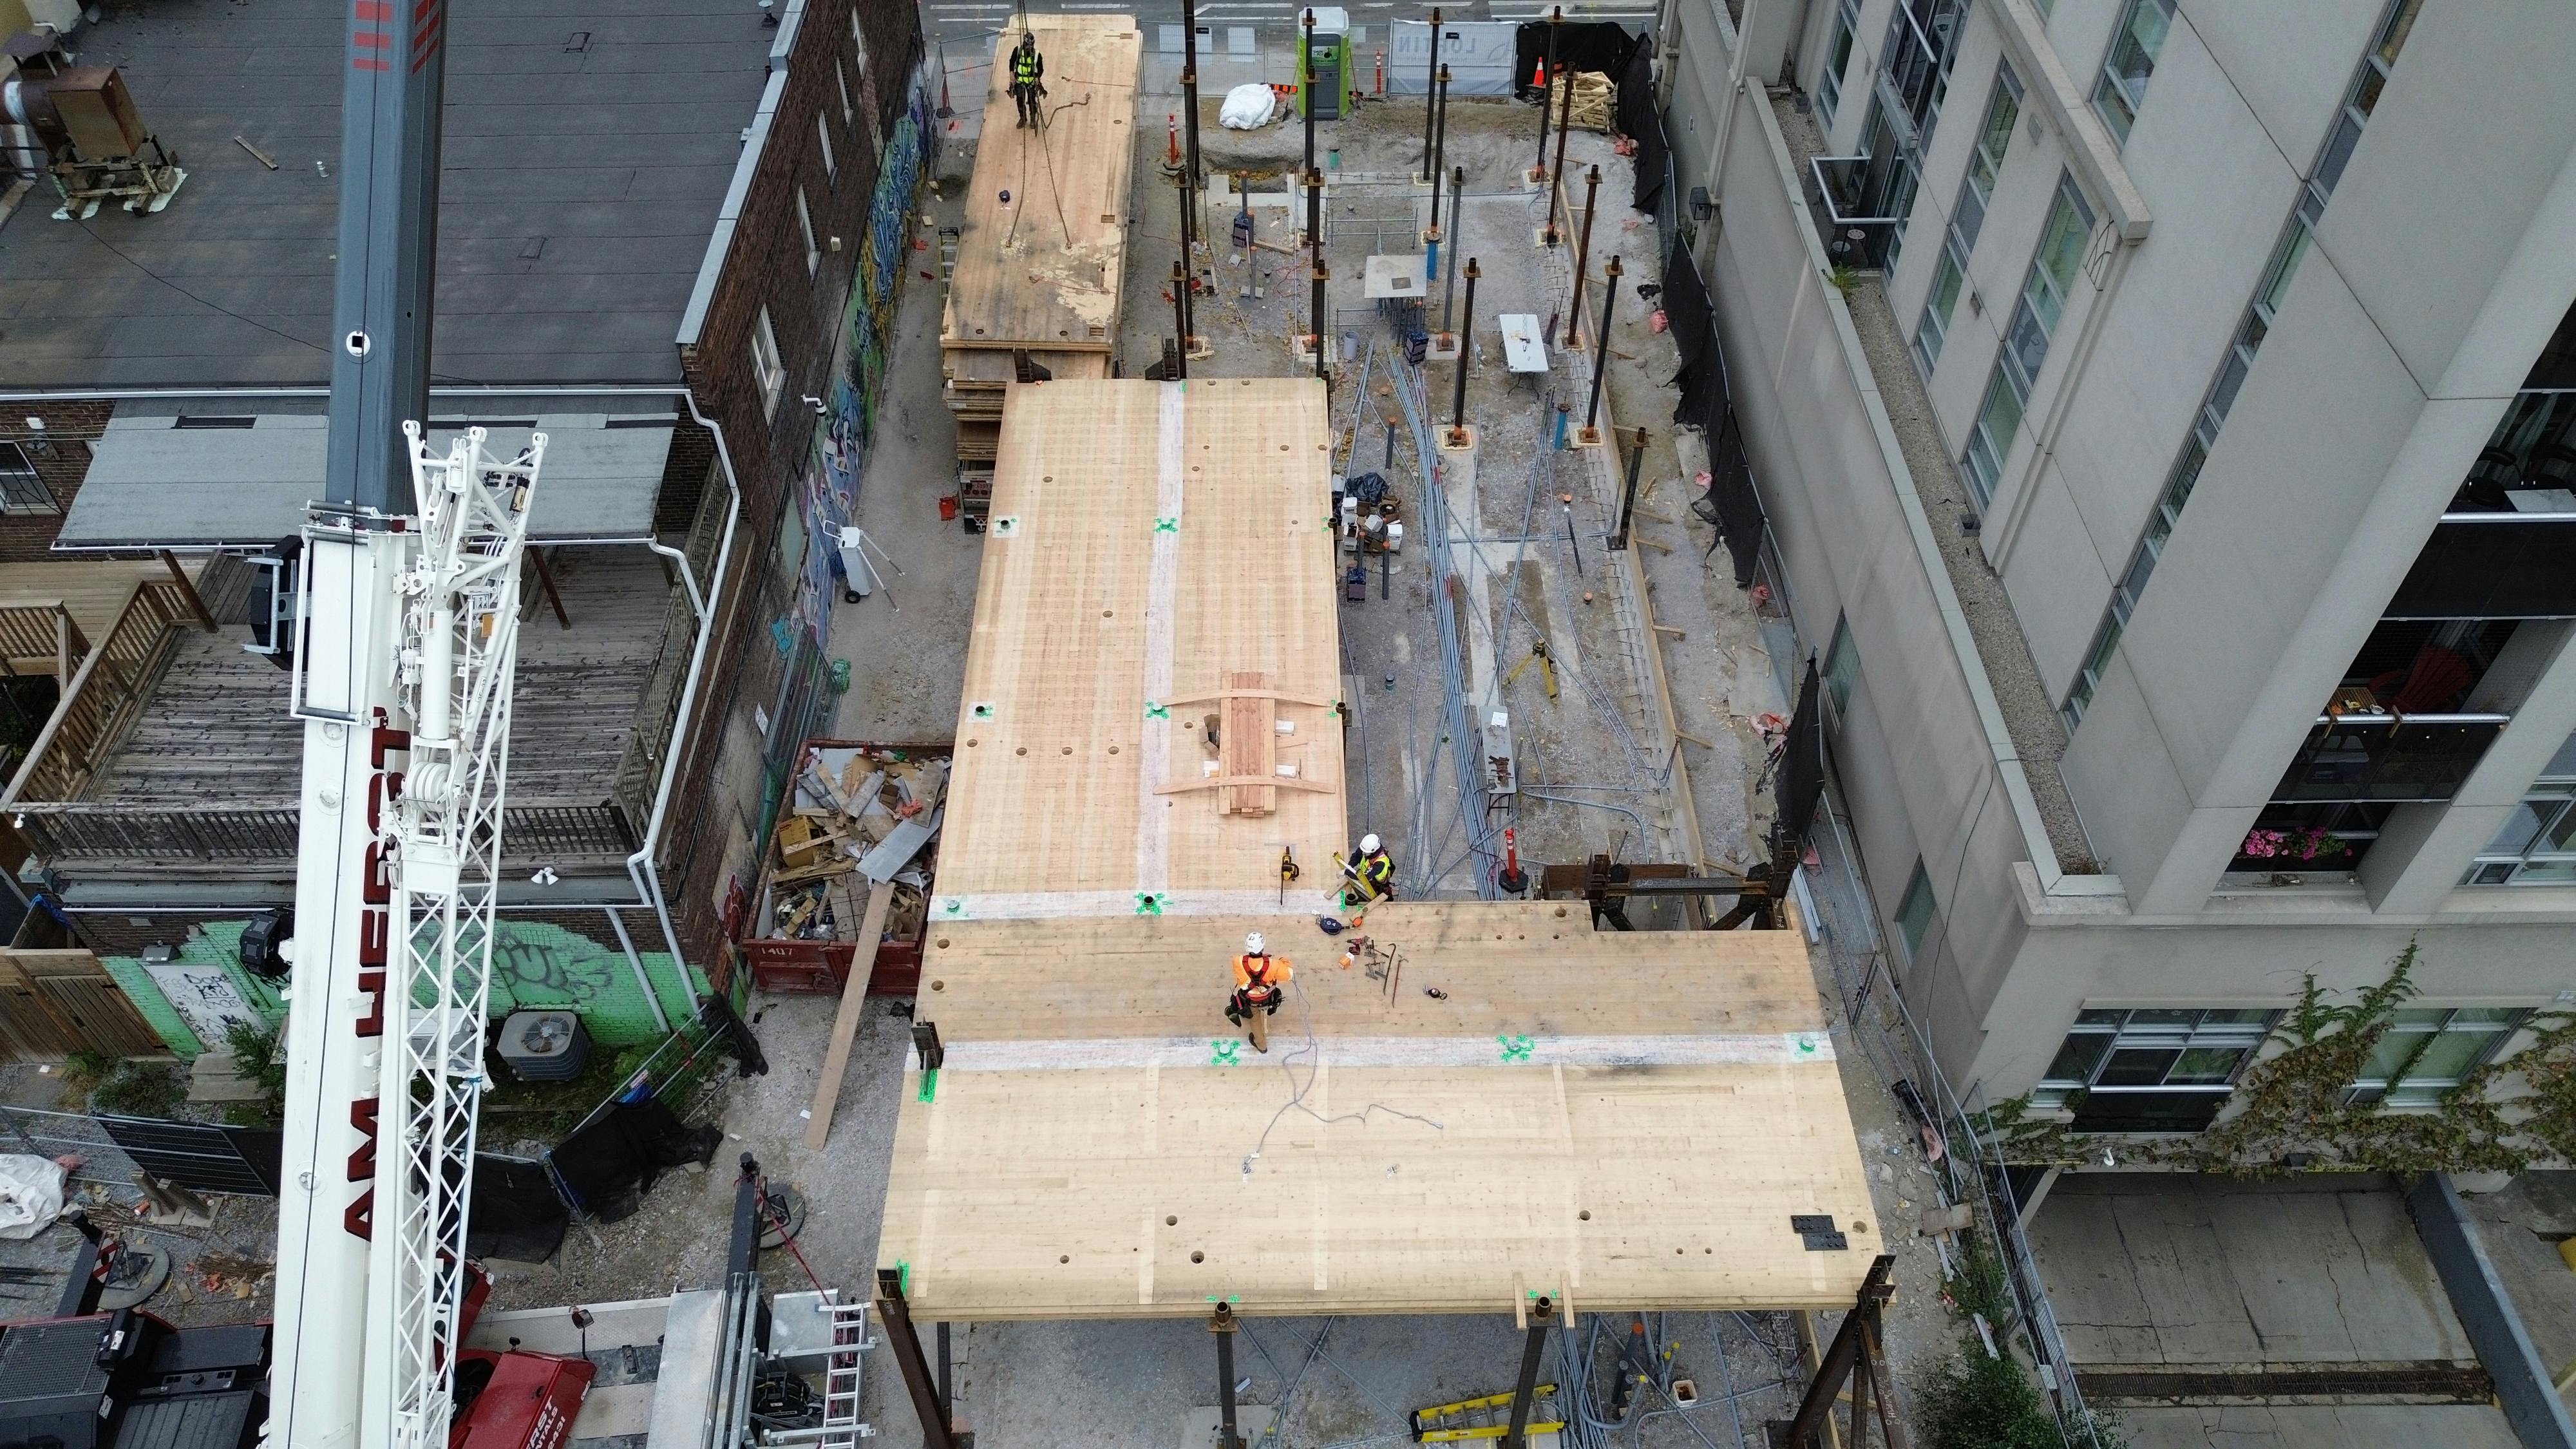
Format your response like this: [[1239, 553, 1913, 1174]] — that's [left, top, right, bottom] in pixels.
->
[[1987, 942, 2576, 1175], [100, 918, 706, 1057]]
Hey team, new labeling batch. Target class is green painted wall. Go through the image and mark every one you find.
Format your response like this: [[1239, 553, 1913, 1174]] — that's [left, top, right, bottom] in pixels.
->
[[103, 918, 707, 1058]]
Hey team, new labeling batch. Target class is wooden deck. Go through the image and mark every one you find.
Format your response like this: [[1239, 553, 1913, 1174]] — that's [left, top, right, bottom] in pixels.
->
[[81, 549, 676, 808], [0, 557, 207, 676]]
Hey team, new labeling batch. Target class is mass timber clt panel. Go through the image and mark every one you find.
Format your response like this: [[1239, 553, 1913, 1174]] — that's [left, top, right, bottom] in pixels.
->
[[934, 379, 1346, 913], [942, 15, 1139, 356], [882, 904, 1878, 1319]]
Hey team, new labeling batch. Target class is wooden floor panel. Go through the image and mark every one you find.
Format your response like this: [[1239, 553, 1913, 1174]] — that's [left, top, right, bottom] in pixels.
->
[[888, 381, 1873, 1321], [940, 14, 1139, 355]]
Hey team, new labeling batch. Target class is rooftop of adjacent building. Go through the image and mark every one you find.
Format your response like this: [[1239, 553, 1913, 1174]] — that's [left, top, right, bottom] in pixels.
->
[[0, 0, 779, 389]]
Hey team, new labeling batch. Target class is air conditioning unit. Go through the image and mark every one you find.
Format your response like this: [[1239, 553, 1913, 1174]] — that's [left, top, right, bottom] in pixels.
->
[[497, 1011, 592, 1083], [2, 64, 187, 219]]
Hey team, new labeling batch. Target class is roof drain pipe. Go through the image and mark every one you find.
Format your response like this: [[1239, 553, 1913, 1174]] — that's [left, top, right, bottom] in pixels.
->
[[623, 386, 743, 1014]]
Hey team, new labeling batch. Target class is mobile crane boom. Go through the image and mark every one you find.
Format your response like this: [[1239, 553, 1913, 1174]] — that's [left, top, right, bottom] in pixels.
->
[[263, 1, 544, 1446]]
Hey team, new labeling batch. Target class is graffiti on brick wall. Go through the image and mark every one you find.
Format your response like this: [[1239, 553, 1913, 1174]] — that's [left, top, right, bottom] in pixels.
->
[[102, 917, 706, 1057]]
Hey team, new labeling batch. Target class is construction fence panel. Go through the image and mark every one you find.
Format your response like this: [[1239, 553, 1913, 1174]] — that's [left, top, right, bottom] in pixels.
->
[[0, 1103, 278, 1198]]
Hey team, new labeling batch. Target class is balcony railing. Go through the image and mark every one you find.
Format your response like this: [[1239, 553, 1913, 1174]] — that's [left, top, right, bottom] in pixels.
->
[[1809, 156, 1901, 270], [2271, 713, 2509, 804], [11, 801, 638, 873]]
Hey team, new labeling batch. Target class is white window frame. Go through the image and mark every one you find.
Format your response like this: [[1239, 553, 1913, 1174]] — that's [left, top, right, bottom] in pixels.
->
[[0, 440, 57, 515], [2467, 732, 2576, 885], [1915, 64, 2020, 374], [1961, 175, 2093, 508], [2091, 0, 2174, 145], [2033, 1007, 2280, 1110], [851, 12, 868, 75], [836, 58, 855, 126], [1821, 615, 1860, 724], [818, 114, 837, 184], [797, 187, 820, 276], [1816, 0, 1861, 129], [750, 306, 786, 419], [2344, 1008, 2524, 1108]]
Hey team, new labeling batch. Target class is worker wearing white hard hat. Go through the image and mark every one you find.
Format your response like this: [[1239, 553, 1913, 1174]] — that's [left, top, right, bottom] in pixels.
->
[[1226, 931, 1293, 1052], [1354, 833, 1396, 902]]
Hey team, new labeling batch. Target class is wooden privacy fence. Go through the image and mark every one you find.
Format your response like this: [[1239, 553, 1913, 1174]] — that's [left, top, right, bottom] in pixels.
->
[[0, 947, 164, 1061]]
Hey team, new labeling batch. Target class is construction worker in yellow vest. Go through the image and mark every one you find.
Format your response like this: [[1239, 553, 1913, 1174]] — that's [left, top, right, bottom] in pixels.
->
[[1226, 932, 1293, 1052], [1354, 833, 1396, 901], [1009, 31, 1046, 129]]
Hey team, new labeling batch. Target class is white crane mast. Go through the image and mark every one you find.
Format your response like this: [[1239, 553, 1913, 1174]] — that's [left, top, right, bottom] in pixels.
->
[[267, 426, 543, 1449], [365, 425, 545, 1449]]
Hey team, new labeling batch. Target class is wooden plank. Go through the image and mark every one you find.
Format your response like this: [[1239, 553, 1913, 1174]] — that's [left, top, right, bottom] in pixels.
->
[[0, 953, 80, 1061], [939, 15, 1141, 355], [804, 885, 896, 1150]]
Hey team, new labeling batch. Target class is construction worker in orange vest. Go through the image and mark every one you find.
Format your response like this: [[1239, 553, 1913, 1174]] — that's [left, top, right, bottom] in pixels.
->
[[1225, 931, 1293, 1052]]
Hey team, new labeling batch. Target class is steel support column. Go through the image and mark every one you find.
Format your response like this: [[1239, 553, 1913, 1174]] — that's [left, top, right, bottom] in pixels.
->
[[875, 1269, 959, 1449], [1502, 1295, 1556, 1449]]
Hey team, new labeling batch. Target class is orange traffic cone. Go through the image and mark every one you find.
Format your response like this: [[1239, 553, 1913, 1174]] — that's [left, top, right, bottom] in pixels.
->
[[1531, 59, 1546, 91]]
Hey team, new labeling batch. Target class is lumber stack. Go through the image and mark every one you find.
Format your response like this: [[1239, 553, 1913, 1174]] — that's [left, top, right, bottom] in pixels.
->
[[759, 744, 950, 951], [941, 15, 1141, 464], [1548, 69, 1615, 133]]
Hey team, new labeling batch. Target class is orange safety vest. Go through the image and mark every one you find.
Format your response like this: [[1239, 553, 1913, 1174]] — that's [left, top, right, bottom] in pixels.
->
[[1233, 953, 1292, 999]]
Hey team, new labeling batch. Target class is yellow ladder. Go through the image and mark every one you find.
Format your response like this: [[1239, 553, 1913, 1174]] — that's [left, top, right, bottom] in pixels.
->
[[1408, 1384, 1566, 1443]]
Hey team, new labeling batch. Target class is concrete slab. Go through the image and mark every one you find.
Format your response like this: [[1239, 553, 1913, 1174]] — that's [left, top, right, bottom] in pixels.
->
[[2119, 1403, 2520, 1448], [2031, 1175, 2474, 1367]]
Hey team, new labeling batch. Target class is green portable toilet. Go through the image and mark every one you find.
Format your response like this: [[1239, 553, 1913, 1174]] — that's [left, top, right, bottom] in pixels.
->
[[1301, 6, 1352, 120]]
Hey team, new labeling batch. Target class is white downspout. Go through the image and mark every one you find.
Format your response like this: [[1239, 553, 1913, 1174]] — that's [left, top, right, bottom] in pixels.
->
[[623, 387, 743, 1012]]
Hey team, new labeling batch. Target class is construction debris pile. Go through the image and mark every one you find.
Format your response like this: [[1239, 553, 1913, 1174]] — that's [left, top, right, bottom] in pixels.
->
[[1548, 70, 1615, 133], [756, 745, 948, 951]]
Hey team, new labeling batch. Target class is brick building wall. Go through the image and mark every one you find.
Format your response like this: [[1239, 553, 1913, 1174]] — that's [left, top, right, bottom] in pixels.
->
[[0, 401, 112, 561], [661, 0, 925, 967]]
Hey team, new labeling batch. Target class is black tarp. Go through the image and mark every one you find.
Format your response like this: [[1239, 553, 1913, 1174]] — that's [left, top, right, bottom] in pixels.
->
[[545, 1099, 722, 1225], [1513, 21, 1644, 99], [1665, 245, 1767, 587], [1774, 659, 1826, 857], [1624, 41, 1667, 215], [467, 1155, 569, 1264]]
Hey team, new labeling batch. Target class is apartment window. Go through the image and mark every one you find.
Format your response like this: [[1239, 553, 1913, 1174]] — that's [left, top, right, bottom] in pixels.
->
[[2091, 0, 2173, 145], [818, 115, 837, 184], [1953, 66, 2021, 251], [0, 441, 57, 514], [2034, 1007, 2279, 1110], [1822, 616, 1861, 722], [851, 12, 867, 74], [1817, 0, 1861, 128], [797, 187, 820, 275], [1961, 176, 2092, 507], [1893, 861, 1937, 962], [2347, 1009, 2524, 1107], [1915, 65, 2020, 372], [2467, 731, 2576, 885], [836, 59, 855, 126], [2063, 1, 2423, 728], [750, 306, 786, 419]]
